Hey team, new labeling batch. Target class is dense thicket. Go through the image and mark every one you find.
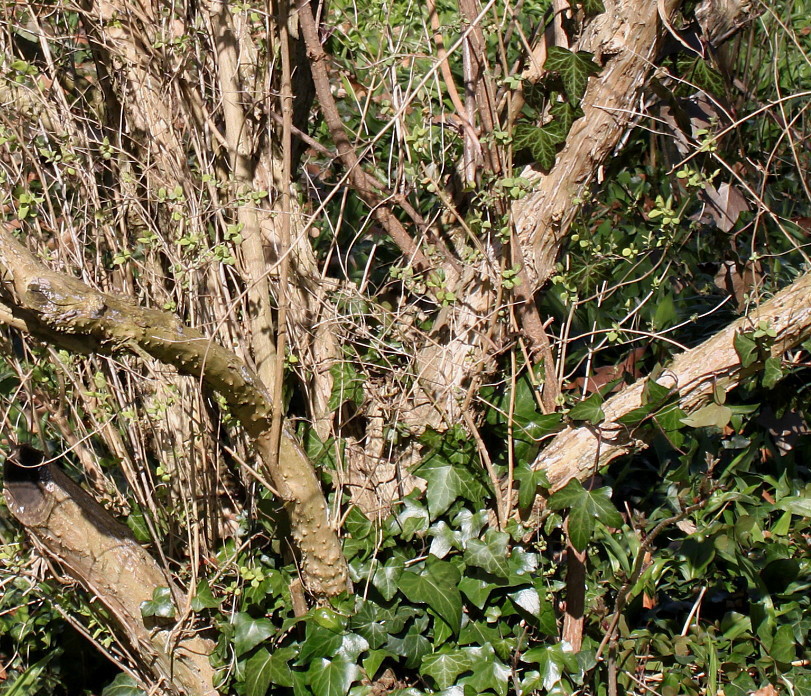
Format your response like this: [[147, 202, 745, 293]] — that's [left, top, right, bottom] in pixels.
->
[[0, 1, 810, 695]]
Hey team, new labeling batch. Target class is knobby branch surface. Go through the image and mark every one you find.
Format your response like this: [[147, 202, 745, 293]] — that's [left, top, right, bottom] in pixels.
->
[[533, 270, 811, 492], [0, 230, 348, 597], [3, 446, 217, 696]]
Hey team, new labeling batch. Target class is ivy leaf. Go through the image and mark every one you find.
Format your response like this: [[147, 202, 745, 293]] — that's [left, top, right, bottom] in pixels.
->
[[544, 47, 601, 102], [681, 403, 732, 429], [398, 557, 463, 634], [307, 658, 359, 696], [464, 530, 511, 577], [421, 650, 474, 689], [549, 100, 584, 134], [244, 648, 275, 696], [578, 0, 604, 16], [463, 646, 510, 696], [513, 122, 563, 170], [372, 557, 404, 601], [590, 487, 623, 528], [458, 575, 495, 609], [414, 454, 489, 519], [350, 601, 389, 649], [515, 465, 549, 511], [387, 631, 432, 669], [296, 622, 344, 665], [762, 356, 783, 389], [102, 674, 146, 696], [328, 361, 365, 409], [233, 612, 274, 657], [567, 502, 595, 551], [191, 579, 220, 612], [568, 391, 605, 424], [429, 520, 460, 558], [734, 331, 759, 367], [140, 586, 176, 619], [547, 479, 587, 511]]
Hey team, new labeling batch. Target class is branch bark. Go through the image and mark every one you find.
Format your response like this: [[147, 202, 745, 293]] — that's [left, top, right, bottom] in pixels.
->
[[4, 445, 216, 696], [533, 271, 811, 492], [0, 230, 348, 597]]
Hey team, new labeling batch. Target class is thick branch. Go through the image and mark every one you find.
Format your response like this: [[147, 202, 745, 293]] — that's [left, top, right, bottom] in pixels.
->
[[0, 231, 348, 596], [4, 446, 216, 696], [534, 271, 811, 491]]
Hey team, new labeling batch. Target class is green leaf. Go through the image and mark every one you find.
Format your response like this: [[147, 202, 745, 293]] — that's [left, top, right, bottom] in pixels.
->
[[233, 612, 274, 657], [567, 502, 595, 551], [191, 579, 220, 611], [463, 646, 511, 696], [399, 557, 463, 634], [544, 47, 601, 102], [297, 622, 344, 664], [458, 575, 494, 609], [414, 447, 490, 519], [513, 123, 563, 170], [140, 586, 176, 619], [421, 650, 474, 689], [549, 100, 584, 133], [464, 530, 511, 577], [372, 557, 404, 601], [102, 673, 146, 696], [350, 601, 389, 649], [733, 331, 759, 368], [345, 507, 373, 539], [680, 403, 732, 429], [579, 0, 604, 15], [547, 478, 587, 511], [769, 624, 796, 663], [777, 495, 811, 517], [387, 631, 432, 669], [307, 658, 359, 696], [245, 648, 275, 696], [589, 488, 623, 528], [568, 392, 605, 424], [762, 356, 783, 388], [328, 360, 365, 409]]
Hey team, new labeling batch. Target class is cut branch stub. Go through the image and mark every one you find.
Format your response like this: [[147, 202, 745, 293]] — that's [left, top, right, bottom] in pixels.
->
[[0, 230, 348, 597], [3, 444, 217, 696]]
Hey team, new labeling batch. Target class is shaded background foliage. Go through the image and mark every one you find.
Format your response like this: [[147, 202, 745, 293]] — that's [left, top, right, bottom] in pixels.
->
[[0, 0, 810, 694]]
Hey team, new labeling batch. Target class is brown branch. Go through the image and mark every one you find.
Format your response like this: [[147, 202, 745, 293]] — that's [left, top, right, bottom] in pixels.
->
[[533, 270, 811, 492], [0, 230, 348, 597], [4, 445, 216, 696]]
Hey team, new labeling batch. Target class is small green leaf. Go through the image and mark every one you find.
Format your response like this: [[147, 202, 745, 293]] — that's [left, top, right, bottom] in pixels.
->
[[372, 557, 404, 601], [589, 488, 623, 528], [513, 123, 563, 170], [307, 658, 359, 696], [421, 650, 474, 689], [549, 100, 584, 133], [191, 579, 220, 611], [233, 612, 274, 657], [244, 648, 275, 696], [568, 392, 605, 424], [328, 361, 365, 409], [399, 557, 463, 634], [548, 478, 587, 511], [762, 356, 783, 388], [297, 622, 343, 665], [733, 331, 759, 368], [544, 47, 601, 102], [769, 624, 796, 663], [464, 530, 511, 577], [567, 503, 595, 551], [140, 586, 176, 619], [681, 403, 732, 429], [102, 673, 146, 696]]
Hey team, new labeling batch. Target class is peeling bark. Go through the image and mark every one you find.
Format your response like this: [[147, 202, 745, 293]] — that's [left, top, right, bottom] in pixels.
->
[[533, 271, 811, 493], [0, 231, 348, 596]]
